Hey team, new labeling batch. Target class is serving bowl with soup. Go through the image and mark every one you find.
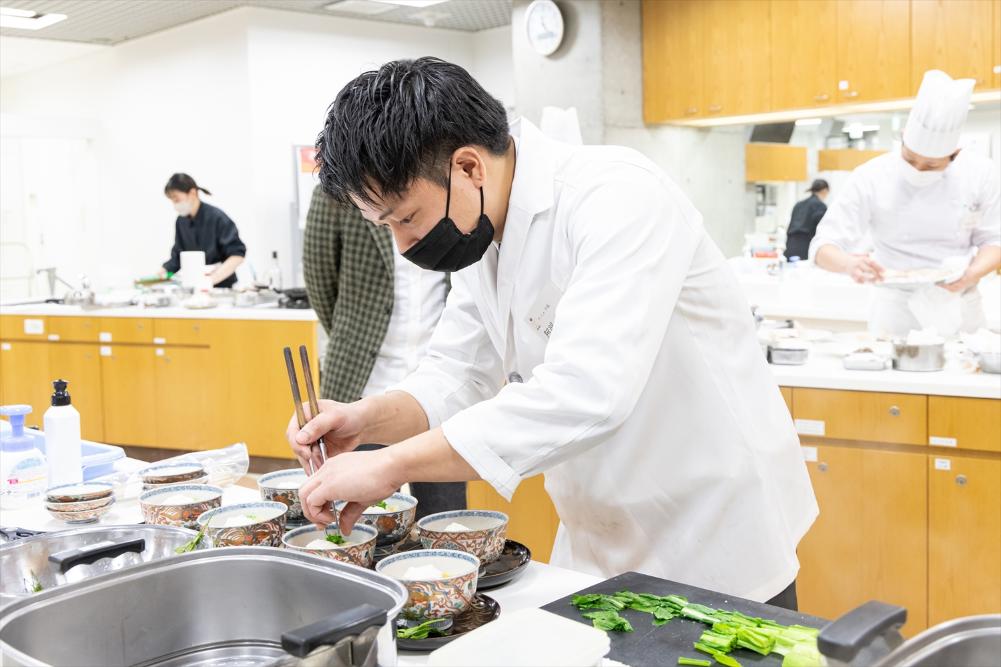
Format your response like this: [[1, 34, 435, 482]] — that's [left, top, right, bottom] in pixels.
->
[[257, 468, 308, 522], [139, 484, 223, 529], [282, 522, 378, 568], [416, 510, 508, 564], [334, 492, 417, 546], [376, 549, 480, 622], [196, 501, 288, 547]]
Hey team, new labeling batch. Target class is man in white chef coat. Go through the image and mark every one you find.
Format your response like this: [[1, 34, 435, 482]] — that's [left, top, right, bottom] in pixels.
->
[[811, 70, 1001, 336], [288, 57, 817, 606]]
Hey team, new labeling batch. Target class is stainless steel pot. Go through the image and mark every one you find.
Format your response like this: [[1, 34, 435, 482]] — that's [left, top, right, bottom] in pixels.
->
[[818, 601, 1000, 667], [0, 524, 203, 605], [891, 341, 945, 372], [0, 547, 408, 667]]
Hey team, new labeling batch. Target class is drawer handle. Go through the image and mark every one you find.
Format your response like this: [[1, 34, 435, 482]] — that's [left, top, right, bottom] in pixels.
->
[[685, 107, 699, 115], [814, 93, 830, 102], [888, 405, 900, 417], [956, 474, 967, 487], [708, 104, 722, 113], [818, 462, 829, 473], [844, 90, 859, 98]]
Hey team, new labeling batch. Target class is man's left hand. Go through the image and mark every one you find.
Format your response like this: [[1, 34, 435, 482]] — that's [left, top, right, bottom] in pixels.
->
[[298, 448, 401, 533], [941, 270, 979, 293]]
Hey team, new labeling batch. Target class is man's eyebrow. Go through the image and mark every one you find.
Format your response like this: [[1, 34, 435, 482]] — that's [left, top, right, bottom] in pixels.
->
[[377, 207, 395, 221]]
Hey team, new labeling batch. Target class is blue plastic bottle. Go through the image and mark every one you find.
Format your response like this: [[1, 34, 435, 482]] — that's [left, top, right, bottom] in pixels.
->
[[0, 405, 49, 509]]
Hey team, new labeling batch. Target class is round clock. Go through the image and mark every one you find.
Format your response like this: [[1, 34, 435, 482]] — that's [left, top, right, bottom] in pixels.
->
[[525, 0, 564, 57]]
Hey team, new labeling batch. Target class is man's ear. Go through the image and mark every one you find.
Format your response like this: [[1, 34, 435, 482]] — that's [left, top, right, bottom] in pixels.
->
[[453, 146, 486, 188]]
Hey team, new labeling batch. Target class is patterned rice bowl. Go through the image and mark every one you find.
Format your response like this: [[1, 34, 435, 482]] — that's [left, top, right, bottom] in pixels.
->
[[196, 501, 288, 547], [416, 510, 508, 564], [334, 492, 417, 546], [376, 549, 480, 621], [282, 522, 377, 568], [258, 468, 308, 522], [139, 484, 223, 529]]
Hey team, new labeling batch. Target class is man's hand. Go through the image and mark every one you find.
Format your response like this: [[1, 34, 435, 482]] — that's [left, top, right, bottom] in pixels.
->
[[286, 399, 370, 473], [941, 269, 980, 293], [846, 254, 885, 284], [298, 448, 401, 532]]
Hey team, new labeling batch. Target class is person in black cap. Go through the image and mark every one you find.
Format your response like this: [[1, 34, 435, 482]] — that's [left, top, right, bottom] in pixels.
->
[[784, 179, 829, 261]]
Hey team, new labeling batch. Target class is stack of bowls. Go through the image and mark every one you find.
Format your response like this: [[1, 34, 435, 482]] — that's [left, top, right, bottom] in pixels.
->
[[140, 462, 208, 491], [139, 484, 223, 529], [44, 482, 115, 524]]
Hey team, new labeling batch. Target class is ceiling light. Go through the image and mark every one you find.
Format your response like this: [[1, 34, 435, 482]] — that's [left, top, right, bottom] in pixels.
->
[[0, 7, 67, 30], [794, 118, 823, 127], [370, 0, 448, 7], [323, 0, 396, 15]]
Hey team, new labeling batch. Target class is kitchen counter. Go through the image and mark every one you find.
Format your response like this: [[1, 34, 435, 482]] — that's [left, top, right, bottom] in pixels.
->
[[0, 302, 317, 322], [770, 351, 1001, 399]]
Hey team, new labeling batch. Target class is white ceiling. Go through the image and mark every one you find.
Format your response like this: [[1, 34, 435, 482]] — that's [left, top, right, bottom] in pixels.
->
[[0, 0, 512, 44]]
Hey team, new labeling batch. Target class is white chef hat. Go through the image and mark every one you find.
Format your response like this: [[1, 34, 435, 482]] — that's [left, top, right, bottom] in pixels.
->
[[903, 70, 975, 158]]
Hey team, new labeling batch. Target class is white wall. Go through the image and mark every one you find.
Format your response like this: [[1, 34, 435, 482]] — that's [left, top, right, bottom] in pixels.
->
[[0, 7, 515, 300]]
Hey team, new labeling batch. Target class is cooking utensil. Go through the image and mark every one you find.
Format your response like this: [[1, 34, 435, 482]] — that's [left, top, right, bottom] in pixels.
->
[[299, 344, 329, 470], [892, 341, 945, 372], [977, 351, 1001, 374], [0, 547, 408, 667], [283, 346, 318, 474], [0, 524, 202, 605], [817, 600, 1000, 667], [768, 343, 810, 365]]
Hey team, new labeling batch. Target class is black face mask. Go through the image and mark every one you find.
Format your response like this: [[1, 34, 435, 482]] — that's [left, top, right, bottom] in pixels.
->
[[402, 168, 494, 272]]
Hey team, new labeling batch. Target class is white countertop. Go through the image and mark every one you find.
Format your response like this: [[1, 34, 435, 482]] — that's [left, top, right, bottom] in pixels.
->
[[0, 302, 317, 322], [770, 351, 1001, 399]]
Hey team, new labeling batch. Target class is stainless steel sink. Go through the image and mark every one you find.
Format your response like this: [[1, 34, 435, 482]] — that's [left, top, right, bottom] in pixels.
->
[[879, 615, 1001, 667]]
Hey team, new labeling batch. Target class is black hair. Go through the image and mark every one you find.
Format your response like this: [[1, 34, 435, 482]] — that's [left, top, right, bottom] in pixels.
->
[[315, 57, 509, 206], [164, 173, 212, 196], [807, 178, 830, 194]]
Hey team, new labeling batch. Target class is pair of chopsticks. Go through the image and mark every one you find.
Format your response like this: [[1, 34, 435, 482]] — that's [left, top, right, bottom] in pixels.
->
[[283, 345, 328, 475]]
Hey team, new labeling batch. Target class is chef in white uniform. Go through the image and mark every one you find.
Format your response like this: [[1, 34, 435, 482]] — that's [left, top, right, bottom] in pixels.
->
[[810, 70, 1001, 336], [289, 57, 817, 605]]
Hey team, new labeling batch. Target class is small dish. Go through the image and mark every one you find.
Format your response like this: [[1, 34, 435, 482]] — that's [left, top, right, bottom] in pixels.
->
[[140, 484, 223, 529], [334, 492, 418, 546], [140, 462, 207, 488], [477, 540, 532, 590], [258, 468, 308, 522], [45, 497, 116, 524], [196, 501, 288, 547], [417, 510, 508, 564], [44, 482, 113, 504], [282, 522, 378, 568], [395, 593, 500, 652], [376, 549, 480, 622]]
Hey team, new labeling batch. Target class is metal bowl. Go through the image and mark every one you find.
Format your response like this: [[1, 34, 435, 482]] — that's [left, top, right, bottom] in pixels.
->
[[892, 341, 945, 372], [977, 351, 1001, 374]]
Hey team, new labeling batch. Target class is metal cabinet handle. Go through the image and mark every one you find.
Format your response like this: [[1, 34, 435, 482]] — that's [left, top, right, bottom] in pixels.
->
[[814, 93, 830, 102], [685, 107, 699, 115], [708, 104, 722, 113], [818, 462, 829, 472], [956, 474, 967, 486], [888, 406, 901, 417]]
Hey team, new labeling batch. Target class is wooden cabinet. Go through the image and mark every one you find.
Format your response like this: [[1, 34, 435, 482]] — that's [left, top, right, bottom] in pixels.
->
[[0, 341, 51, 426], [153, 319, 207, 346], [928, 396, 1001, 453], [994, 0, 1001, 88], [48, 343, 104, 442], [98, 317, 153, 344], [911, 0, 994, 90], [154, 346, 213, 450], [927, 453, 1001, 625], [100, 345, 157, 446], [793, 388, 927, 446], [780, 386, 793, 413], [798, 445, 928, 635], [746, 143, 808, 182], [0, 315, 47, 341], [47, 316, 99, 342], [837, 0, 911, 102], [818, 149, 888, 172], [769, 0, 838, 110], [703, 0, 771, 116], [642, 0, 704, 121], [467, 475, 561, 564]]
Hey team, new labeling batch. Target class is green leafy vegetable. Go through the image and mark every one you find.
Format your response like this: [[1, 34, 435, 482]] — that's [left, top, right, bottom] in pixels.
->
[[375, 500, 388, 509], [678, 659, 711, 667], [582, 610, 634, 632], [27, 571, 43, 593], [325, 533, 346, 544], [396, 619, 449, 640], [175, 525, 206, 554]]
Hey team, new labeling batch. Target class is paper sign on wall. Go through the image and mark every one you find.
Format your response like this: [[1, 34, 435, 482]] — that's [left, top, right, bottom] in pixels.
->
[[1, 343, 10, 351], [23, 319, 44, 335], [155, 348, 165, 357], [100, 346, 112, 357], [153, 337, 166, 345], [801, 446, 818, 462], [934, 458, 952, 471], [47, 334, 60, 341], [99, 332, 112, 342], [794, 419, 826, 436], [929, 436, 957, 448]]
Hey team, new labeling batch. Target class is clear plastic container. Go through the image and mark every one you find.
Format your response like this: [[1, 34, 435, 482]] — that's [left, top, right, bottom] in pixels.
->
[[0, 405, 48, 511]]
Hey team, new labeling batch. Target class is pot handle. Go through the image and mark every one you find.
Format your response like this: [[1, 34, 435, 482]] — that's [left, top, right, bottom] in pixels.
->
[[281, 603, 386, 658], [48, 538, 146, 574], [818, 600, 907, 662]]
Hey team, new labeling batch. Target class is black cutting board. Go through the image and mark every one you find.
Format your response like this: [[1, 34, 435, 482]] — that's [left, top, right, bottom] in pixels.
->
[[541, 572, 827, 667]]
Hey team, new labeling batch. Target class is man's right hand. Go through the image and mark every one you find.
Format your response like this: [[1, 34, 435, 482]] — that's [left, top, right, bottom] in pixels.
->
[[846, 254, 885, 284], [286, 399, 370, 473]]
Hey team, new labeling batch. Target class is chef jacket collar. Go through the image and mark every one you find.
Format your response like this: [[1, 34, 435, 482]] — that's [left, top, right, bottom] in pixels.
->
[[506, 118, 557, 223]]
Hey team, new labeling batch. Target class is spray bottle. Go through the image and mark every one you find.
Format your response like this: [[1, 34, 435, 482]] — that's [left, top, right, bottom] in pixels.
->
[[0, 405, 49, 510]]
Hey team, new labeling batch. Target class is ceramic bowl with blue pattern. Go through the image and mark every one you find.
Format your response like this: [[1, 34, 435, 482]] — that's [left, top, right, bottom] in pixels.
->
[[333, 492, 417, 546], [376, 549, 480, 621], [416, 510, 508, 564]]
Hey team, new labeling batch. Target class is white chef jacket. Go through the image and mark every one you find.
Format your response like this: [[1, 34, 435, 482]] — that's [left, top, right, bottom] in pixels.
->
[[392, 119, 818, 602], [809, 150, 1001, 269], [362, 235, 447, 396]]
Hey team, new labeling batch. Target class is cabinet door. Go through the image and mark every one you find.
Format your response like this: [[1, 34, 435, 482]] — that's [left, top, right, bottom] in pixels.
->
[[467, 475, 560, 564], [153, 319, 207, 346], [100, 345, 156, 446], [47, 317, 99, 343], [48, 343, 104, 442], [798, 446, 927, 636], [911, 0, 994, 90], [97, 318, 153, 344], [642, 0, 704, 121], [928, 453, 1001, 626], [703, 0, 771, 116], [770, 0, 838, 109], [780, 386, 793, 413], [0, 341, 51, 426], [836, 0, 910, 102], [0, 315, 47, 341], [154, 346, 211, 451], [928, 396, 1001, 453], [793, 388, 927, 446], [993, 0, 1001, 89]]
